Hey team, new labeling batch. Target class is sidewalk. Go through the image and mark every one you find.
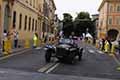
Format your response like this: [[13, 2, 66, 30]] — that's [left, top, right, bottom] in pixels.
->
[[0, 48, 29, 57]]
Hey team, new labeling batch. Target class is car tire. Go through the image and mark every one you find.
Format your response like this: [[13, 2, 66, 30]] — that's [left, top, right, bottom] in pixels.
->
[[78, 55, 82, 61], [78, 48, 83, 61], [45, 51, 52, 63]]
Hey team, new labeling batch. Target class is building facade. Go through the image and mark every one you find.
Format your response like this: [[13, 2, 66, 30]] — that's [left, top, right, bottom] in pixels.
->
[[92, 14, 99, 38], [1, 0, 43, 40], [98, 0, 120, 41], [0, 0, 2, 40], [1, 0, 56, 46], [42, 0, 56, 37]]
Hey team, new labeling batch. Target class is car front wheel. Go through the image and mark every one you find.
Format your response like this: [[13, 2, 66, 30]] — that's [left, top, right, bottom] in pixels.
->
[[78, 48, 83, 61], [45, 51, 52, 63]]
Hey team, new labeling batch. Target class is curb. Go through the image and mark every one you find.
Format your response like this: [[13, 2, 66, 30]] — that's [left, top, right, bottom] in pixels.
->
[[0, 48, 30, 57]]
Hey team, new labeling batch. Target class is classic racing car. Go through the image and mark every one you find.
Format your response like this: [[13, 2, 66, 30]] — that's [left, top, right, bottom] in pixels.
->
[[44, 38, 83, 63]]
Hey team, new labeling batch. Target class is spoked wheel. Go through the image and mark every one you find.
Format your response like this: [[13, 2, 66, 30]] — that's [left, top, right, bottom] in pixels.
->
[[78, 48, 83, 61], [45, 51, 52, 63]]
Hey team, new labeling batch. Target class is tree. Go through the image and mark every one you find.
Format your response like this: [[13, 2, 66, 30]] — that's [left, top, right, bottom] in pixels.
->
[[74, 12, 95, 37], [62, 13, 74, 37]]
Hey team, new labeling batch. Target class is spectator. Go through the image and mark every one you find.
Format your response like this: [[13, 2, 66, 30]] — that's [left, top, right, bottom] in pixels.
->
[[101, 39, 105, 51], [13, 31, 19, 48], [2, 30, 7, 52]]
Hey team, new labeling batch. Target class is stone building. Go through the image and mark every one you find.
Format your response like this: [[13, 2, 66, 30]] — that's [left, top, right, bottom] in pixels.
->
[[0, 0, 2, 40], [98, 0, 120, 41], [42, 0, 56, 37], [0, 0, 56, 46], [92, 14, 99, 38]]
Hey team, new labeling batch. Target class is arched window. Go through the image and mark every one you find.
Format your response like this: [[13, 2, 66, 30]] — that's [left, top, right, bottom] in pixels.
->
[[13, 11, 16, 28], [24, 15, 27, 30], [19, 13, 22, 30], [28, 17, 31, 31], [35, 20, 37, 31], [32, 19, 34, 31]]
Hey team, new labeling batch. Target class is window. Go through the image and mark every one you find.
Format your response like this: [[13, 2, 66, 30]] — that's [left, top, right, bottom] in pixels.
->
[[13, 11, 16, 28], [26, 0, 28, 3], [116, 17, 120, 25], [33, 0, 35, 8], [30, 0, 32, 5], [117, 5, 120, 12], [108, 17, 112, 25], [32, 19, 34, 31], [28, 17, 31, 31], [36, 0, 38, 9], [24, 15, 27, 30], [19, 14, 22, 30], [109, 5, 113, 12], [35, 20, 37, 31]]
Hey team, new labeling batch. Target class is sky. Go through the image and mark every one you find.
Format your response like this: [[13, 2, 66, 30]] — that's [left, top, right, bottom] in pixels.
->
[[54, 0, 102, 20]]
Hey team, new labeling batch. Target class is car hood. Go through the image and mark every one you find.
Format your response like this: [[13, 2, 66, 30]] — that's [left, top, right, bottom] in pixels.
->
[[57, 44, 71, 48]]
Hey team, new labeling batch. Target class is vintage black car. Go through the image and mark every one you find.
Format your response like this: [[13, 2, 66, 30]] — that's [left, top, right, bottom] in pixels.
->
[[44, 38, 83, 63]]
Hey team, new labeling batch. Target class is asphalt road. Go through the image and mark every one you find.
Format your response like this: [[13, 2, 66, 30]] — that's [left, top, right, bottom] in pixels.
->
[[0, 43, 119, 80], [49, 43, 120, 79], [0, 48, 47, 72]]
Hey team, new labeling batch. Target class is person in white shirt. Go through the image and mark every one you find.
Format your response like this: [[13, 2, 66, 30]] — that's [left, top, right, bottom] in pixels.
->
[[13, 31, 18, 48], [2, 30, 7, 52]]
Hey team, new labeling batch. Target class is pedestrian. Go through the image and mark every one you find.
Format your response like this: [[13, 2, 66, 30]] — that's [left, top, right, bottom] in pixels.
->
[[2, 30, 7, 52], [44, 33, 48, 43], [118, 40, 120, 54], [108, 40, 112, 52], [104, 39, 110, 53], [13, 31, 19, 48], [33, 33, 38, 48], [93, 38, 96, 45], [101, 39, 105, 51]]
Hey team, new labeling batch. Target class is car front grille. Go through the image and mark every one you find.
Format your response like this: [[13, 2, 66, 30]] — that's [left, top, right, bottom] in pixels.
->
[[56, 48, 68, 56]]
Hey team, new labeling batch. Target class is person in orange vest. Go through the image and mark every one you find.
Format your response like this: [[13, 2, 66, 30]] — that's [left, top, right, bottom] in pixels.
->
[[33, 33, 38, 48], [104, 39, 110, 53]]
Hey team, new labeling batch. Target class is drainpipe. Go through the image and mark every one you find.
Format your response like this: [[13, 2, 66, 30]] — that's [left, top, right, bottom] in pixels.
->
[[7, 0, 14, 32], [106, 1, 109, 39]]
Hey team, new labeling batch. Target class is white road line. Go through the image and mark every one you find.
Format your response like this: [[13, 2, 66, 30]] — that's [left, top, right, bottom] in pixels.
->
[[88, 49, 95, 54], [38, 63, 56, 72], [0, 71, 7, 74], [45, 63, 60, 73], [35, 47, 42, 50], [113, 55, 120, 66], [97, 50, 104, 54], [0, 49, 30, 60]]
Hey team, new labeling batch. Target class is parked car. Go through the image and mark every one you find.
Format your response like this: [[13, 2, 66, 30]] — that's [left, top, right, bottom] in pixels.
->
[[44, 38, 83, 64]]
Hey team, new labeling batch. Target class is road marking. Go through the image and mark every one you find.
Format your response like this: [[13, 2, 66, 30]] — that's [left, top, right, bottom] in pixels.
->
[[0, 71, 6, 74], [38, 63, 60, 73], [109, 54, 120, 71], [45, 63, 60, 73], [38, 63, 56, 72], [97, 50, 104, 54], [35, 47, 42, 50], [112, 55, 120, 66], [88, 49, 95, 54], [0, 49, 30, 60]]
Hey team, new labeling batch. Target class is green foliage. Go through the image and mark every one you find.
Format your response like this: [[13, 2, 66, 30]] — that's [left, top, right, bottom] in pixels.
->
[[61, 12, 96, 37], [75, 12, 91, 20], [74, 12, 96, 37], [62, 13, 74, 37]]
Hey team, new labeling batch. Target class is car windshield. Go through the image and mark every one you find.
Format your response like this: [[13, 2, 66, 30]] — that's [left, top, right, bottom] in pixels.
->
[[59, 38, 73, 44]]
